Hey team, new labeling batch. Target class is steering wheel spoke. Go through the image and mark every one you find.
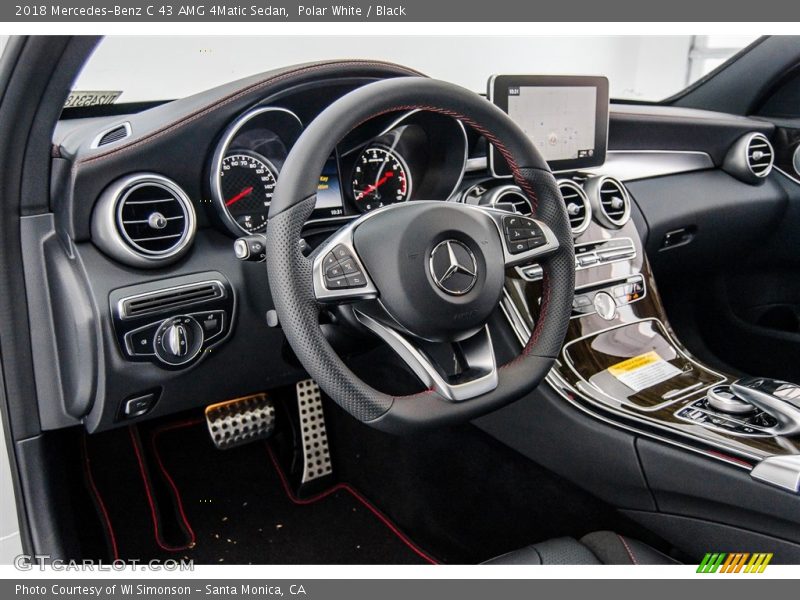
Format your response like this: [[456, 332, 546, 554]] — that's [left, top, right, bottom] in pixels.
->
[[312, 222, 379, 303], [479, 207, 560, 268], [354, 309, 499, 402]]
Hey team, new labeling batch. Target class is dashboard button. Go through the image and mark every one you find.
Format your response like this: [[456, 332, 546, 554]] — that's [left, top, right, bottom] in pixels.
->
[[193, 310, 226, 341], [527, 237, 546, 250], [125, 324, 158, 357], [123, 392, 158, 419], [577, 253, 598, 267]]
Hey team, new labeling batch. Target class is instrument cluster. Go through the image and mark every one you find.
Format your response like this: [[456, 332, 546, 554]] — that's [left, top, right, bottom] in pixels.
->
[[209, 106, 468, 236]]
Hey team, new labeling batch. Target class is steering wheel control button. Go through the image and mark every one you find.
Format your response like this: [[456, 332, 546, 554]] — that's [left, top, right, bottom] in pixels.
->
[[593, 291, 618, 320], [503, 215, 545, 254], [429, 239, 479, 296], [323, 252, 339, 269], [332, 245, 350, 260], [326, 263, 345, 279], [340, 258, 359, 274], [346, 273, 367, 287], [154, 315, 204, 366]]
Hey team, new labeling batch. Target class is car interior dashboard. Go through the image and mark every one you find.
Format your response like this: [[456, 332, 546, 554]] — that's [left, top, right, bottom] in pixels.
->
[[21, 56, 800, 561]]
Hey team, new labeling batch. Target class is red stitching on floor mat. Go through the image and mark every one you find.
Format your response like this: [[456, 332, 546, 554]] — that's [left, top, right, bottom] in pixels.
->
[[150, 423, 200, 550], [129, 426, 195, 552], [265, 445, 439, 565], [82, 436, 120, 561]]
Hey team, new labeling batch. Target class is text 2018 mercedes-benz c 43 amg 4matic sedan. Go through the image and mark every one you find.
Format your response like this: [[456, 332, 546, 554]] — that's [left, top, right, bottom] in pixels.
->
[[1, 35, 800, 565]]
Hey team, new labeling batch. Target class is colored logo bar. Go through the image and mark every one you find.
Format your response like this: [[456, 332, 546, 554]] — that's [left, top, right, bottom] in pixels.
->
[[697, 552, 773, 573]]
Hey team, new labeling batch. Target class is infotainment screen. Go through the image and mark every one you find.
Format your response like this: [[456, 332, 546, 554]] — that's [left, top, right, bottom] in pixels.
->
[[488, 75, 609, 175]]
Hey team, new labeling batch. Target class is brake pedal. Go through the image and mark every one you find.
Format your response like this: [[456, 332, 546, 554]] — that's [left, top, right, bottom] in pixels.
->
[[296, 380, 333, 483], [205, 393, 276, 450]]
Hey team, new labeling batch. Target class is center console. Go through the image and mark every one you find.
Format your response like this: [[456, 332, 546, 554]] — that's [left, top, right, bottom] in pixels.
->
[[500, 189, 800, 494]]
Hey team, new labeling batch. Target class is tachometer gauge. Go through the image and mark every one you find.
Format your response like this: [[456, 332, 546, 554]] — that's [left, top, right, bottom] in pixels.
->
[[218, 152, 277, 233], [351, 146, 411, 212]]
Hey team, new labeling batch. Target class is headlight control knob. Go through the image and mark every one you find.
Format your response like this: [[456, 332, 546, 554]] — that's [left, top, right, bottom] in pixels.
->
[[154, 315, 204, 366]]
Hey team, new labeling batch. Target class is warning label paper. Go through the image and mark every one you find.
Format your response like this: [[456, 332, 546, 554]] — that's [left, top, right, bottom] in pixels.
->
[[607, 351, 682, 393]]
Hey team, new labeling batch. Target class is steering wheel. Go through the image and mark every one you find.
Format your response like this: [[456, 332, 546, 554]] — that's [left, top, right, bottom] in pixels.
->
[[266, 77, 575, 433]]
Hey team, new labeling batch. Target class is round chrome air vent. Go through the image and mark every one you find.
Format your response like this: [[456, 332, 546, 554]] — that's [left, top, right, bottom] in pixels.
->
[[92, 173, 196, 268], [557, 179, 592, 236], [723, 132, 774, 184], [585, 176, 631, 229], [482, 184, 533, 215]]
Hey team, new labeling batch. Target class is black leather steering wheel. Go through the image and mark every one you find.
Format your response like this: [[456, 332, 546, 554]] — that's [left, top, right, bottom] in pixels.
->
[[266, 77, 575, 433]]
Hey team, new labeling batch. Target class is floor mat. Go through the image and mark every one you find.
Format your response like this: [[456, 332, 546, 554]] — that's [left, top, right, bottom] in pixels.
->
[[144, 420, 436, 564], [326, 404, 661, 564]]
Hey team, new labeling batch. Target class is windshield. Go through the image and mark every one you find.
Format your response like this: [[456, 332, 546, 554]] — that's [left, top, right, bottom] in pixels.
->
[[72, 35, 759, 104]]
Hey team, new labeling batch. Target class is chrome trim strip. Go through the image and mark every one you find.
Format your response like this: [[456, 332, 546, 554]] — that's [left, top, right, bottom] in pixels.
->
[[117, 279, 226, 321], [751, 454, 800, 493], [355, 312, 498, 402], [582, 150, 714, 182]]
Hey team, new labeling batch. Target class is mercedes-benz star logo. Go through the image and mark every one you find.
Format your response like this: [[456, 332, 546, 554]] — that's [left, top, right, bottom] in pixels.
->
[[429, 240, 478, 296]]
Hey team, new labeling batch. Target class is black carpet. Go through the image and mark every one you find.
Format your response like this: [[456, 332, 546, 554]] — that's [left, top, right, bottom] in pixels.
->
[[85, 420, 435, 564], [326, 403, 657, 564]]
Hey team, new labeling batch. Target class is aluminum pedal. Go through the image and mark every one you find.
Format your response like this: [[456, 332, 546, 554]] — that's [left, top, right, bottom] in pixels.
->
[[296, 380, 333, 483], [205, 393, 275, 450]]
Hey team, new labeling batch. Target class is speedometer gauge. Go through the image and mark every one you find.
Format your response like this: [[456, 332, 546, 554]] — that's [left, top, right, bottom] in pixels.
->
[[351, 146, 411, 213], [219, 152, 277, 233]]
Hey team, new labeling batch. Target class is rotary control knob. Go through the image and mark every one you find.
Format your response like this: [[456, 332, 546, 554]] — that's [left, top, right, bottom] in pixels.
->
[[154, 315, 204, 366], [593, 291, 617, 321]]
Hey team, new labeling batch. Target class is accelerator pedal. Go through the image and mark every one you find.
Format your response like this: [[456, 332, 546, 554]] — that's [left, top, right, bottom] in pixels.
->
[[296, 380, 333, 483], [205, 393, 275, 450]]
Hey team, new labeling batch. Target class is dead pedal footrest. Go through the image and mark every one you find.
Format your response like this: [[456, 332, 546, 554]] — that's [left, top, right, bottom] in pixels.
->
[[205, 393, 276, 450], [296, 380, 333, 483]]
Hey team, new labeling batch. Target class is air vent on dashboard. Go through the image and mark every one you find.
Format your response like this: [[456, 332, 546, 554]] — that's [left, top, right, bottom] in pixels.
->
[[92, 122, 131, 148], [118, 280, 225, 319], [746, 134, 774, 178], [92, 173, 196, 268], [585, 176, 631, 229], [557, 180, 592, 236], [483, 185, 533, 215], [723, 132, 774, 184]]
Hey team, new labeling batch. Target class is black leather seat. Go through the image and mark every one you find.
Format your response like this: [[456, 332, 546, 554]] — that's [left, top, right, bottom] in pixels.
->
[[484, 531, 678, 565]]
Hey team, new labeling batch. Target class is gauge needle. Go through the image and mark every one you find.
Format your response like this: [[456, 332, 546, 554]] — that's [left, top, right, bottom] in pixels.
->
[[357, 171, 393, 199], [226, 186, 254, 206]]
